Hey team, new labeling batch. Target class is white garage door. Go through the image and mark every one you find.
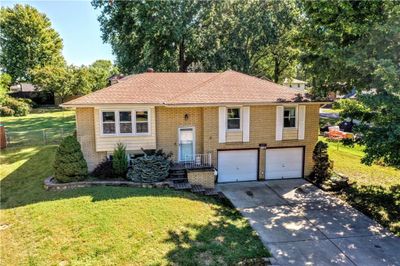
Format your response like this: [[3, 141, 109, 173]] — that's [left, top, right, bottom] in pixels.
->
[[265, 148, 303, 180], [218, 150, 258, 183]]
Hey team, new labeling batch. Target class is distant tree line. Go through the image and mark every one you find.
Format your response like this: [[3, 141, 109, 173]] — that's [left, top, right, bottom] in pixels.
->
[[0, 4, 119, 104]]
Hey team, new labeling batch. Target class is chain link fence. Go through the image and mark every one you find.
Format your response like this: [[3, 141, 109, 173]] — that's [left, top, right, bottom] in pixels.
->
[[5, 128, 75, 147]]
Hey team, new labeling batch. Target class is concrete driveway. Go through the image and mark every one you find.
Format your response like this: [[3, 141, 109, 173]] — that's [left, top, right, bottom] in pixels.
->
[[217, 179, 400, 266]]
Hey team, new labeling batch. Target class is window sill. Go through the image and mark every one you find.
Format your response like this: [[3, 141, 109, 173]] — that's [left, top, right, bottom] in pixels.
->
[[100, 133, 151, 137]]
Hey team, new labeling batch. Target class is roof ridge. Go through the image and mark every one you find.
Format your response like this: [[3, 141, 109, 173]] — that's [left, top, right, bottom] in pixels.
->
[[237, 71, 303, 92], [166, 71, 227, 103]]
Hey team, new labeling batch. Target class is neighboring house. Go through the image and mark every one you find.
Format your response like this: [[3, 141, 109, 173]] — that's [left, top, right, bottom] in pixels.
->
[[283, 78, 307, 91], [9, 83, 54, 105], [62, 70, 324, 185], [328, 88, 376, 101]]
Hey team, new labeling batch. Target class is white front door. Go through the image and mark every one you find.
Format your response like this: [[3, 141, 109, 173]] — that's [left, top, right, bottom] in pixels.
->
[[218, 150, 258, 183], [178, 128, 195, 161], [265, 147, 303, 179]]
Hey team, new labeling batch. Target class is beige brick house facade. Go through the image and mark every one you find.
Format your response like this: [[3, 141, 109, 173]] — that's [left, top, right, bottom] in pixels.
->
[[75, 104, 319, 178], [65, 71, 325, 186]]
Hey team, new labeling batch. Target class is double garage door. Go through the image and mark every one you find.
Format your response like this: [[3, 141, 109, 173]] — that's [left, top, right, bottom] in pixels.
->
[[217, 147, 303, 183]]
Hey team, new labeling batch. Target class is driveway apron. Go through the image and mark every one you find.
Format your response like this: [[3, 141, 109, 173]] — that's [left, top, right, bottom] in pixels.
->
[[217, 179, 400, 266]]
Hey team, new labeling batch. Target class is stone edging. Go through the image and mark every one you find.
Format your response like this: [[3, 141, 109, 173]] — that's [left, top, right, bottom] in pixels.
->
[[44, 176, 172, 191]]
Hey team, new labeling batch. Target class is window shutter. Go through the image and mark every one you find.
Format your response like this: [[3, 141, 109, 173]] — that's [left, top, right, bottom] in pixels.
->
[[242, 107, 250, 142], [218, 107, 226, 143], [276, 106, 284, 141], [298, 105, 306, 140]]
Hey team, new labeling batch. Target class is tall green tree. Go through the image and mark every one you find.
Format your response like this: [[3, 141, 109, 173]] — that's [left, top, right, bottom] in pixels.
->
[[89, 60, 119, 91], [31, 65, 93, 103], [252, 0, 301, 83], [0, 73, 12, 104], [0, 4, 64, 82], [92, 0, 220, 73], [204, 0, 276, 74], [301, 0, 400, 167]]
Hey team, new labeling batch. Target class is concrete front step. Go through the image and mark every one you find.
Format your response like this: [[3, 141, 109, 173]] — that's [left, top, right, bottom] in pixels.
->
[[191, 184, 206, 194], [173, 182, 192, 190], [204, 188, 219, 196]]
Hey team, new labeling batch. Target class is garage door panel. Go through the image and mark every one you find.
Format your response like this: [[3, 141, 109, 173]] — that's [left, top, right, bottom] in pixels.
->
[[218, 150, 258, 183], [265, 148, 303, 180]]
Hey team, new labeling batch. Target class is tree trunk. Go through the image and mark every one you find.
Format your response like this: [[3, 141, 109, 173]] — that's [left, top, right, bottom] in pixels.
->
[[274, 57, 280, 83], [179, 39, 188, 72]]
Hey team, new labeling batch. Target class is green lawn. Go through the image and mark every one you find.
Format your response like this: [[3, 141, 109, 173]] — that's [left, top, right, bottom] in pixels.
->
[[324, 139, 400, 236], [0, 146, 268, 265], [0, 108, 76, 146]]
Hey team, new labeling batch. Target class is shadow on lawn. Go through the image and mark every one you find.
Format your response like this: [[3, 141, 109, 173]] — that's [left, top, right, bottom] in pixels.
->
[[0, 146, 215, 209], [342, 184, 400, 236], [164, 207, 268, 265], [1, 147, 270, 265]]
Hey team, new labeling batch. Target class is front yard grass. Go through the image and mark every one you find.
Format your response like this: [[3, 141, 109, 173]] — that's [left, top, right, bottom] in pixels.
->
[[325, 139, 400, 236], [0, 146, 268, 265]]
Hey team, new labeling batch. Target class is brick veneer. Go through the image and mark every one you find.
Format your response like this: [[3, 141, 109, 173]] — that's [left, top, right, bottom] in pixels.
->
[[76, 104, 319, 177], [187, 170, 215, 188], [75, 107, 106, 171]]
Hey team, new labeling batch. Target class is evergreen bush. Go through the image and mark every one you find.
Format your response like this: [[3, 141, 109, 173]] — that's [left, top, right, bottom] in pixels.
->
[[54, 136, 88, 183], [112, 143, 128, 178], [127, 153, 171, 183], [311, 141, 332, 184], [91, 159, 114, 179]]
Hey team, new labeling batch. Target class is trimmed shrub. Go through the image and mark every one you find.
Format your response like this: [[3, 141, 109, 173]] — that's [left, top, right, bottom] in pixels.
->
[[91, 159, 114, 179], [127, 154, 171, 183], [19, 98, 37, 108], [54, 136, 88, 183], [311, 141, 332, 185], [112, 143, 128, 178], [2, 96, 31, 116], [142, 148, 172, 160], [0, 106, 15, 116]]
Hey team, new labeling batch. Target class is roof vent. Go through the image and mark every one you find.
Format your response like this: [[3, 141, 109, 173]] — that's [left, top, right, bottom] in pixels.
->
[[146, 68, 154, 73]]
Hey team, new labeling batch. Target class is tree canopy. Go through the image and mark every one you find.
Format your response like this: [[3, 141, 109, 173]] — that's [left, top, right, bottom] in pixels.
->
[[0, 4, 64, 83], [301, 0, 400, 167], [89, 60, 119, 91], [92, 0, 300, 81], [30, 60, 119, 103]]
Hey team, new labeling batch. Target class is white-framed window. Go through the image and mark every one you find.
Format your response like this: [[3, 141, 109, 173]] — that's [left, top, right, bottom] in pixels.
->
[[284, 107, 296, 128], [100, 109, 150, 136], [102, 111, 116, 134], [135, 110, 149, 134], [227, 107, 241, 130], [119, 111, 133, 134]]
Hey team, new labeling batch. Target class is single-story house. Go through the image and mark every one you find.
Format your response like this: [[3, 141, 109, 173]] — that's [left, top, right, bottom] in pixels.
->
[[9, 83, 54, 105], [62, 70, 324, 186], [283, 78, 308, 91]]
